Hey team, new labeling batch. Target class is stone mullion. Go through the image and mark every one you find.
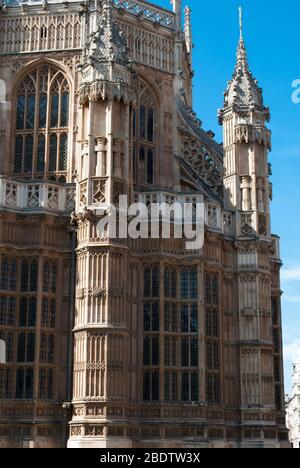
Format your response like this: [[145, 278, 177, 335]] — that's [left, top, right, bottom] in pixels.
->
[[32, 68, 40, 178], [44, 68, 51, 178], [106, 100, 113, 205]]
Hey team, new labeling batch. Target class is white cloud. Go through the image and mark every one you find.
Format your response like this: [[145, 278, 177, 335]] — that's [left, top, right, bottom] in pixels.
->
[[284, 340, 300, 364], [281, 266, 300, 281]]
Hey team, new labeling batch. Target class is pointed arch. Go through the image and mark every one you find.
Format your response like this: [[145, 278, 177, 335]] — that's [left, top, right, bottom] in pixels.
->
[[132, 76, 160, 187], [11, 61, 72, 180]]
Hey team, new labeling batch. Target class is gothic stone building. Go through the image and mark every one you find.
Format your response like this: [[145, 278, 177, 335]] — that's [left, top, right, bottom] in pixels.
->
[[286, 362, 300, 448], [0, 0, 289, 448]]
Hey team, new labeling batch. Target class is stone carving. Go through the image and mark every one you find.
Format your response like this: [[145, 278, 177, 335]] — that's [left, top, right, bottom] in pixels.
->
[[78, 0, 136, 106]]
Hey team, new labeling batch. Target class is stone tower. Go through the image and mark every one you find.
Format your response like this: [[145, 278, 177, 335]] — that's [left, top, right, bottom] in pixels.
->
[[0, 0, 289, 449], [218, 8, 286, 447]]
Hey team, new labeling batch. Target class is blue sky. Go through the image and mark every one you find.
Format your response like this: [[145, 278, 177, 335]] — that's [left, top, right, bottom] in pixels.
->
[[156, 0, 300, 393]]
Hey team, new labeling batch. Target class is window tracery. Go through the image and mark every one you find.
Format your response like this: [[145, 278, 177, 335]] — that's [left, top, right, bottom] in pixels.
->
[[132, 83, 156, 186], [13, 65, 70, 179]]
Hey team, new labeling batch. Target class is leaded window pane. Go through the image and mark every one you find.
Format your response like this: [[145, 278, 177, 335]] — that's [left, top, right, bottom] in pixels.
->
[[16, 95, 25, 130], [49, 133, 57, 172], [152, 267, 159, 297], [59, 133, 68, 171], [0, 297, 16, 326], [140, 105, 146, 139], [51, 93, 59, 127], [14, 135, 23, 173], [190, 304, 198, 333], [147, 108, 154, 142], [24, 135, 33, 173], [144, 268, 151, 297], [191, 372, 199, 401], [180, 269, 189, 299], [181, 372, 189, 401], [19, 297, 36, 327], [61, 92, 69, 127], [37, 134, 45, 172], [14, 66, 70, 177], [39, 93, 47, 128], [0, 257, 17, 291], [147, 148, 154, 184], [26, 94, 35, 129], [41, 298, 56, 328], [180, 305, 189, 333]]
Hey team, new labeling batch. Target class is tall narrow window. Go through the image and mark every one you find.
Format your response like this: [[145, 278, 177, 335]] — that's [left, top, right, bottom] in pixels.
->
[[13, 65, 70, 178], [132, 82, 156, 185], [205, 272, 221, 405]]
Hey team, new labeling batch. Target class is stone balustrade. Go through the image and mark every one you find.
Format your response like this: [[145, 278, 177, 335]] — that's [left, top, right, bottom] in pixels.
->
[[0, 176, 75, 214]]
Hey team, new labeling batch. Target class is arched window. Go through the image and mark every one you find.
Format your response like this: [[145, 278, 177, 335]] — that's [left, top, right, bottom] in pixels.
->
[[13, 65, 70, 179], [132, 82, 156, 185]]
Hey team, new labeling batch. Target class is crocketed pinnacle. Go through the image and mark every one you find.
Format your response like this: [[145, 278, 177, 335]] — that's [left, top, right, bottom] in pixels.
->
[[87, 0, 129, 65], [223, 8, 264, 111]]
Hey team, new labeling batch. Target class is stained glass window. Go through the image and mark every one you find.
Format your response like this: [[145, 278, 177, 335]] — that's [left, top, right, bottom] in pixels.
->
[[13, 66, 70, 178]]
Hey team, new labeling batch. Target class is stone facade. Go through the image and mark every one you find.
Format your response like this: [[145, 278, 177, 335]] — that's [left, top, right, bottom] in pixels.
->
[[286, 363, 300, 448], [0, 0, 289, 448]]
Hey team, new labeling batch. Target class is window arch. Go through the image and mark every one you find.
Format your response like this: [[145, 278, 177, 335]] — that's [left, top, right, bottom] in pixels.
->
[[13, 64, 70, 179], [132, 82, 157, 186]]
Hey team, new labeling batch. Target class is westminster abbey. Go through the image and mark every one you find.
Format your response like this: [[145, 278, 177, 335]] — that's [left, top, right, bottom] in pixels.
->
[[0, 0, 289, 448]]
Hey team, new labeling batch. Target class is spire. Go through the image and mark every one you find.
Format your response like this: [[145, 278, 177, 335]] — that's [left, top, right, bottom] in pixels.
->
[[221, 7, 265, 114], [239, 6, 243, 40], [184, 6, 192, 54]]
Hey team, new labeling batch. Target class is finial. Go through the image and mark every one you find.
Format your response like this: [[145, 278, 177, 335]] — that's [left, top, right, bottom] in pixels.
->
[[239, 6, 243, 39]]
